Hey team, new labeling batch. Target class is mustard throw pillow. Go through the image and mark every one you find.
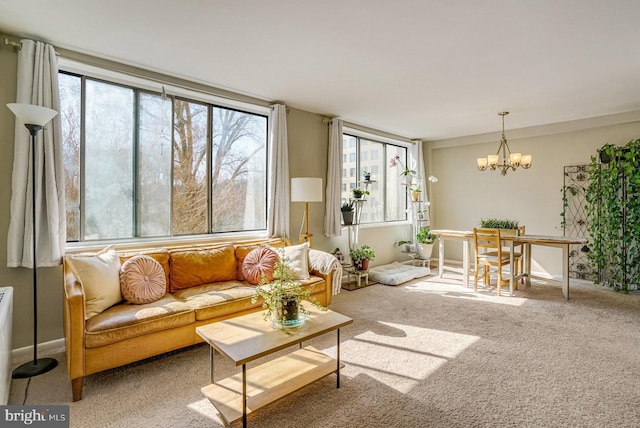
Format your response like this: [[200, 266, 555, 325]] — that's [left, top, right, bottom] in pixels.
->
[[66, 245, 123, 319]]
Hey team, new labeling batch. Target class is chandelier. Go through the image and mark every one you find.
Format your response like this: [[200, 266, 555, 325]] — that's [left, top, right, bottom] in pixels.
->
[[477, 112, 532, 176]]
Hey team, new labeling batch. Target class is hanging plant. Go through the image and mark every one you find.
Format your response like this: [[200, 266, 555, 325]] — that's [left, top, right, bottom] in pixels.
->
[[585, 139, 640, 292]]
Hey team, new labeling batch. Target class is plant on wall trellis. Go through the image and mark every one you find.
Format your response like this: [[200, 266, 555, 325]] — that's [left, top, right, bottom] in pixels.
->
[[561, 165, 594, 280], [585, 140, 640, 292]]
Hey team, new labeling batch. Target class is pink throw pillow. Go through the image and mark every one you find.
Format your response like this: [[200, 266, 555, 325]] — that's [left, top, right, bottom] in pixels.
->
[[242, 247, 279, 285], [120, 255, 166, 304]]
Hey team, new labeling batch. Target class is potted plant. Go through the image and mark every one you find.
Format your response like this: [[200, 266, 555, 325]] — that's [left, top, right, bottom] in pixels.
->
[[341, 200, 354, 225], [389, 154, 417, 185], [397, 240, 414, 253], [409, 186, 421, 201], [479, 218, 519, 230], [416, 227, 435, 259], [251, 246, 326, 333], [352, 187, 369, 199], [331, 247, 345, 263], [349, 244, 376, 271], [363, 171, 371, 181]]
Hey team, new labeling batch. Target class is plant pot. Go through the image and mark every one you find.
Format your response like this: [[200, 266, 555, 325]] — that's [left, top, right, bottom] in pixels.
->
[[342, 210, 354, 225], [357, 259, 369, 271], [411, 192, 419, 201], [364, 174, 371, 181], [279, 295, 299, 321], [416, 243, 434, 259], [353, 191, 363, 199]]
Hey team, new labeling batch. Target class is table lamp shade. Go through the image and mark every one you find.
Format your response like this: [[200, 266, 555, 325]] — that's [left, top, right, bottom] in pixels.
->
[[7, 103, 57, 126], [291, 177, 323, 202]]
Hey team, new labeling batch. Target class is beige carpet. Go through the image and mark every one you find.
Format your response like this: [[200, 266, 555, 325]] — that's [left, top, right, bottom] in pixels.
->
[[9, 274, 640, 427]]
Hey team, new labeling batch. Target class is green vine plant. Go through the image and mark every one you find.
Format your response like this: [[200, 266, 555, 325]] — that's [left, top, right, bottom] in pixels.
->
[[560, 185, 578, 230], [585, 139, 640, 292]]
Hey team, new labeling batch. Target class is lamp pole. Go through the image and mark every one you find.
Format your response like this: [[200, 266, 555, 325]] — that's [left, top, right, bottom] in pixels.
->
[[12, 124, 58, 378], [7, 103, 59, 378]]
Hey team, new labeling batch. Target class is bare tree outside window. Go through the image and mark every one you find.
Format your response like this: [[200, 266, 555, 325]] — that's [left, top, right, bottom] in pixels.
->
[[59, 73, 81, 241], [59, 71, 269, 242], [210, 107, 267, 232], [172, 99, 208, 235]]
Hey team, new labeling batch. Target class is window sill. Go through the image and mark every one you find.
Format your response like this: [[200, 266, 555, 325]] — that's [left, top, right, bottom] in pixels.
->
[[65, 231, 269, 254], [342, 221, 410, 230]]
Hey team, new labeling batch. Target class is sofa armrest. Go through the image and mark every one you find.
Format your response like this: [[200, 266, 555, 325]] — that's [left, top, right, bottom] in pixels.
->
[[310, 269, 333, 306], [63, 262, 86, 380]]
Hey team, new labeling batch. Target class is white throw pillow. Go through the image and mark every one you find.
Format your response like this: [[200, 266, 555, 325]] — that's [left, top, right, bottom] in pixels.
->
[[281, 242, 310, 280], [66, 245, 123, 319]]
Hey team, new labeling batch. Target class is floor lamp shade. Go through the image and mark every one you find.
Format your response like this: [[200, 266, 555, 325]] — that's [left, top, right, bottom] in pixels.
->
[[291, 177, 323, 246], [7, 103, 59, 379], [7, 103, 58, 127], [291, 177, 323, 203]]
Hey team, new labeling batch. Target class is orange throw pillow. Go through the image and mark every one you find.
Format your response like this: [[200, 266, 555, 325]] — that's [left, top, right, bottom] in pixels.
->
[[242, 247, 279, 285]]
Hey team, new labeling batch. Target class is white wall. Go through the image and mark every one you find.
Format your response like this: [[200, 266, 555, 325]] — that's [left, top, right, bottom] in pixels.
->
[[426, 113, 640, 277]]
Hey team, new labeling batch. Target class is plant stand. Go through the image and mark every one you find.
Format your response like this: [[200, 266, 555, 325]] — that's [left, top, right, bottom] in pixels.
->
[[342, 180, 375, 290], [342, 268, 369, 291]]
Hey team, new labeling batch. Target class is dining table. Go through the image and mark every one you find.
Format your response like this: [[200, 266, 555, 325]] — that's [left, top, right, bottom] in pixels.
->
[[429, 229, 586, 299]]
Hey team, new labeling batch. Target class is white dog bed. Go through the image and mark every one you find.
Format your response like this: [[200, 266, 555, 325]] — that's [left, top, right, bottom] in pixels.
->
[[368, 261, 431, 286]]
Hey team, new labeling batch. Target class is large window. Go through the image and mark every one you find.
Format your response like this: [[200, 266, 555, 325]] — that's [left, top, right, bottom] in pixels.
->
[[60, 71, 268, 242], [342, 133, 408, 223]]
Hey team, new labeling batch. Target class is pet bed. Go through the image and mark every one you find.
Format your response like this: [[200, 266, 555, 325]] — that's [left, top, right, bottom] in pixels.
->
[[368, 261, 431, 286]]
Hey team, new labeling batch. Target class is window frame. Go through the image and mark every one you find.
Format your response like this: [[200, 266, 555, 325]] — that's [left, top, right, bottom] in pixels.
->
[[342, 128, 413, 225], [59, 59, 271, 248]]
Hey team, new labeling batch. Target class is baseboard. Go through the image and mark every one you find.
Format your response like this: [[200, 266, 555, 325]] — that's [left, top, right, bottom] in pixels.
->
[[12, 338, 65, 365]]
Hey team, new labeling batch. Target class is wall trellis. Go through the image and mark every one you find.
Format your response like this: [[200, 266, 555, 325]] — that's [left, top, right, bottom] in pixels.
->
[[562, 165, 594, 280]]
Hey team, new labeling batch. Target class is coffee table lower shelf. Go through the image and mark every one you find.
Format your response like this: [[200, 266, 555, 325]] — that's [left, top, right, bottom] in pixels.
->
[[201, 346, 342, 425]]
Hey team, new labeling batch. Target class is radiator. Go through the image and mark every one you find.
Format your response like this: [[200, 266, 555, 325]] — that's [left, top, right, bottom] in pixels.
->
[[0, 286, 12, 405]]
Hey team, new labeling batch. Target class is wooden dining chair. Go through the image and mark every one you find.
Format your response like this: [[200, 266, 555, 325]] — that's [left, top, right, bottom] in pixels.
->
[[473, 228, 515, 296], [515, 225, 525, 281]]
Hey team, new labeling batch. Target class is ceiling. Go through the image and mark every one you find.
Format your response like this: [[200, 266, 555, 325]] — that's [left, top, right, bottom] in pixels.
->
[[2, 0, 640, 141]]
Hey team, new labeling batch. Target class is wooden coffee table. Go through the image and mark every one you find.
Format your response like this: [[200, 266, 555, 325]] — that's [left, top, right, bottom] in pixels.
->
[[196, 306, 353, 427]]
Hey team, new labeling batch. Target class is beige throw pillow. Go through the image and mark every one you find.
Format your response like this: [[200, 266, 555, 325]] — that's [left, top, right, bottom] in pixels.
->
[[66, 245, 122, 319], [280, 242, 310, 280]]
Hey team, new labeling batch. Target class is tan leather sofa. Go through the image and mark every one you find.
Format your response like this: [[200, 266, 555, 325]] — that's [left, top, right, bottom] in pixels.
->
[[63, 238, 334, 401]]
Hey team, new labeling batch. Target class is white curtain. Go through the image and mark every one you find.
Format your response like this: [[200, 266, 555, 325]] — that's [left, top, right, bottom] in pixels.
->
[[324, 118, 343, 237], [410, 139, 430, 226], [7, 40, 65, 268], [266, 104, 290, 238]]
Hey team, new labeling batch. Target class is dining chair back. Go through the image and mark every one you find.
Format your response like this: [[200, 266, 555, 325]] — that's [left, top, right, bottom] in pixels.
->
[[473, 228, 513, 296]]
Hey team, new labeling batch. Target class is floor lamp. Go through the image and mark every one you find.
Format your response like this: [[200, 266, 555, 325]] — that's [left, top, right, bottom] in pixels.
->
[[7, 103, 59, 378], [291, 177, 323, 248]]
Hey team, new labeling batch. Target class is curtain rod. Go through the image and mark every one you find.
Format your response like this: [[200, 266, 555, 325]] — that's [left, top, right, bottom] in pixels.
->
[[3, 38, 22, 50], [323, 117, 414, 143]]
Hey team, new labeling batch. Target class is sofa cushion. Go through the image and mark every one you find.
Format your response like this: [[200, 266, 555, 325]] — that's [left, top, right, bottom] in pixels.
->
[[242, 247, 279, 285], [169, 245, 237, 292], [173, 281, 260, 321], [85, 293, 194, 348], [120, 255, 166, 304], [66, 245, 123, 319], [119, 249, 170, 292]]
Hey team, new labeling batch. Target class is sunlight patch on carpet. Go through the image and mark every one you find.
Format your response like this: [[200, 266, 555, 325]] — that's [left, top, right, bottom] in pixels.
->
[[405, 280, 529, 306], [187, 398, 221, 423], [341, 322, 479, 394]]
